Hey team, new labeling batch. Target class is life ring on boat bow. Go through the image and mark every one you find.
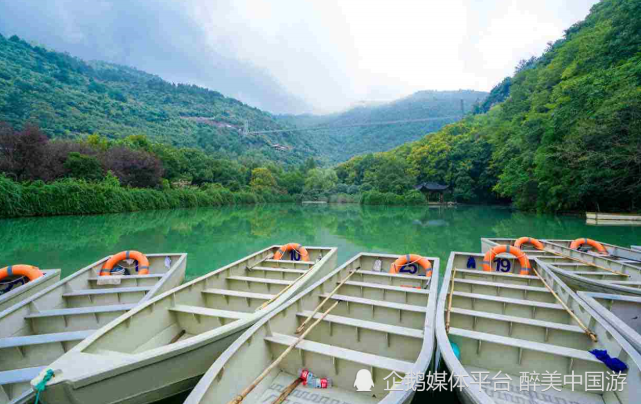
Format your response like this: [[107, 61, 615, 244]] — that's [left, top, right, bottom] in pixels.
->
[[483, 245, 531, 275], [274, 243, 310, 262], [0, 265, 43, 282], [390, 254, 432, 278], [569, 238, 608, 255], [514, 237, 544, 250], [99, 251, 150, 276]]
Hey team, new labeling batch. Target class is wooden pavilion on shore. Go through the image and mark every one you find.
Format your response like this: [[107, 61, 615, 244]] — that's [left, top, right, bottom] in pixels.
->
[[415, 182, 449, 204]]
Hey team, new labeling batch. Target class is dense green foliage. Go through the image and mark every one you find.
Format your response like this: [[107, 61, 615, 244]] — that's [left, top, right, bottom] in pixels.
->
[[339, 0, 641, 212], [277, 90, 486, 163], [0, 34, 315, 165]]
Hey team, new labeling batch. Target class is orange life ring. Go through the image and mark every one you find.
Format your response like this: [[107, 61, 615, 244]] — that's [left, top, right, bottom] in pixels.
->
[[0, 265, 43, 282], [514, 237, 544, 250], [274, 243, 310, 262], [390, 254, 433, 278], [482, 245, 531, 275], [569, 238, 608, 255], [99, 251, 150, 276]]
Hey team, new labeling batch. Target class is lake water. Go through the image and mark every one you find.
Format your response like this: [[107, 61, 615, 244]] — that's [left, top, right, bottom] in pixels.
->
[[2, 204, 639, 403], [2, 204, 638, 279]]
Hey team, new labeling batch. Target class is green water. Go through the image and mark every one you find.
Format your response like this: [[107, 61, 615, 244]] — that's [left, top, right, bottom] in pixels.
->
[[1, 204, 638, 278]]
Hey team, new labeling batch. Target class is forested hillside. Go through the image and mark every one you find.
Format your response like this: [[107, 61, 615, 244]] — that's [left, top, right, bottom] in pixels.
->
[[337, 0, 641, 212], [278, 90, 486, 163], [0, 34, 314, 165]]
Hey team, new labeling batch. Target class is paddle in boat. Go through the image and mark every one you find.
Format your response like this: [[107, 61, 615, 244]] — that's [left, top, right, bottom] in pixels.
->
[[437, 249, 641, 404], [184, 252, 439, 404], [578, 292, 641, 355], [1, 266, 60, 314], [31, 244, 336, 404], [0, 251, 187, 404], [481, 237, 641, 296]]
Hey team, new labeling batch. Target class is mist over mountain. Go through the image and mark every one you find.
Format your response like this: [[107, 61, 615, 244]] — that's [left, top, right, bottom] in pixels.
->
[[0, 0, 310, 114]]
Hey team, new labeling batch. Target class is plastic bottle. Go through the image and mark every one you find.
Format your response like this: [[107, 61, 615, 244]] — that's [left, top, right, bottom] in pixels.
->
[[298, 368, 332, 389]]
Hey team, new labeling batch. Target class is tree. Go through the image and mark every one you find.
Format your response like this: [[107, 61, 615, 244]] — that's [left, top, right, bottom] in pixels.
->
[[101, 147, 164, 188], [250, 168, 277, 190], [303, 168, 337, 196], [0, 124, 50, 181], [64, 152, 104, 181]]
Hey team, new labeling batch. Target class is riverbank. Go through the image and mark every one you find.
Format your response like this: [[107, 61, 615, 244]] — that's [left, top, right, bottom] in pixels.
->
[[0, 175, 294, 218]]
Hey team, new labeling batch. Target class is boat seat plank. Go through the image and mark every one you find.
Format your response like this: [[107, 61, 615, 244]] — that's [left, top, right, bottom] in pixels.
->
[[455, 268, 539, 281], [356, 270, 430, 281], [25, 304, 137, 319], [202, 289, 275, 300], [449, 308, 584, 333], [249, 267, 306, 275], [342, 280, 429, 295], [0, 330, 96, 349], [63, 287, 152, 297], [263, 259, 314, 266], [452, 292, 564, 310], [265, 333, 414, 373], [169, 305, 252, 320], [296, 311, 424, 339], [453, 279, 547, 293], [320, 293, 427, 313], [0, 366, 46, 385], [449, 328, 600, 363], [226, 276, 293, 286], [87, 275, 164, 282]]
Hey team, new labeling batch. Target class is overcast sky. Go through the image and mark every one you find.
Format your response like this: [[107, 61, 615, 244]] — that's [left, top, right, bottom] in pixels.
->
[[0, 0, 599, 113]]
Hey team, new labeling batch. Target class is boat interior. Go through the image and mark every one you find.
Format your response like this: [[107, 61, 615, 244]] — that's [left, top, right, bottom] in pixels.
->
[[546, 239, 641, 269], [189, 253, 439, 404], [439, 252, 640, 404], [0, 253, 186, 403], [80, 247, 335, 357], [482, 238, 641, 290]]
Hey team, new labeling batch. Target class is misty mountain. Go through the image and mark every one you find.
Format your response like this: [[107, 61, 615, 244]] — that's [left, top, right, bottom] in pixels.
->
[[278, 90, 488, 163], [0, 34, 316, 164], [0, 0, 310, 114]]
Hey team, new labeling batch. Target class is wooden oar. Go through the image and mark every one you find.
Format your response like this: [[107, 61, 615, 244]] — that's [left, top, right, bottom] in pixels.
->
[[295, 268, 358, 334], [272, 378, 302, 404], [227, 301, 340, 404], [445, 267, 457, 333], [543, 249, 629, 277], [530, 264, 598, 342]]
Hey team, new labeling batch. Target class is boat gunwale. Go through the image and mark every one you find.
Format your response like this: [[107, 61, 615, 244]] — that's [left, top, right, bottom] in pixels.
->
[[184, 252, 440, 404], [0, 269, 61, 316], [436, 251, 641, 404], [578, 291, 641, 354], [47, 246, 337, 390]]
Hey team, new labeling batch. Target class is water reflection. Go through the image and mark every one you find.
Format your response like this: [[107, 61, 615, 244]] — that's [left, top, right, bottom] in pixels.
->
[[0, 204, 638, 279]]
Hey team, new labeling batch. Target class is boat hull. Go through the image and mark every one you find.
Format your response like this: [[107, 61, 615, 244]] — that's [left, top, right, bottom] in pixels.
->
[[34, 247, 337, 404]]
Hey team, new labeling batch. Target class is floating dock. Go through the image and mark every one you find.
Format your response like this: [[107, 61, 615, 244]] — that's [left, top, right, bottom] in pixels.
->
[[586, 212, 641, 226]]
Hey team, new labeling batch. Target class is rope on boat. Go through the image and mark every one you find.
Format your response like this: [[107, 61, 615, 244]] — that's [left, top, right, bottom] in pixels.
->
[[34, 369, 54, 404]]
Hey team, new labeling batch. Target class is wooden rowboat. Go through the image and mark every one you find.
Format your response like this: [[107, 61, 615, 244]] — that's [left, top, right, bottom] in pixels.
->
[[481, 238, 641, 296], [1, 269, 60, 314], [545, 239, 641, 268], [0, 252, 187, 404], [437, 251, 641, 404], [184, 252, 439, 404], [578, 292, 641, 354], [32, 245, 336, 404]]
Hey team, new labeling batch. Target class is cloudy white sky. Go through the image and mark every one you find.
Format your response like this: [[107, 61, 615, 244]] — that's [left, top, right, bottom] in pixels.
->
[[0, 0, 599, 113]]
